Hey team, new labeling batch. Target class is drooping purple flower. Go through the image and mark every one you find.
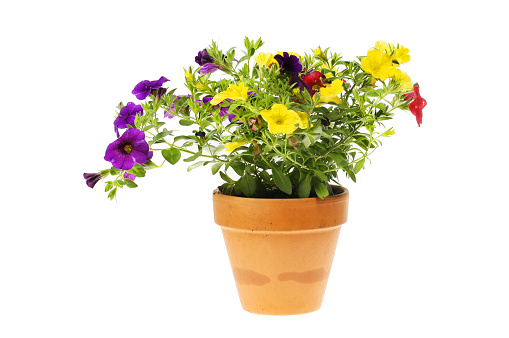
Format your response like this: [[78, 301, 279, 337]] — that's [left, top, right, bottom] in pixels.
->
[[195, 49, 220, 74], [274, 52, 302, 73], [195, 49, 214, 66], [113, 102, 143, 137], [83, 172, 104, 189], [132, 76, 169, 100], [104, 128, 150, 170]]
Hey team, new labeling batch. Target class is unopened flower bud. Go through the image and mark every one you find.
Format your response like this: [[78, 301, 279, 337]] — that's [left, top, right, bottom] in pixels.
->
[[320, 117, 330, 126], [252, 141, 262, 162]]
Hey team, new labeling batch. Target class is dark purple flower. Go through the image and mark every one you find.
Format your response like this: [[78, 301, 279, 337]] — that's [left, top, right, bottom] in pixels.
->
[[195, 49, 221, 74], [132, 76, 169, 100], [83, 172, 104, 189], [104, 128, 150, 170], [274, 52, 302, 73], [289, 73, 313, 95], [195, 49, 214, 66], [123, 172, 136, 181], [113, 102, 143, 137]]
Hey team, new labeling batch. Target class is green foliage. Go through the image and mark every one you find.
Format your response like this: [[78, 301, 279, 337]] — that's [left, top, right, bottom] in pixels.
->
[[94, 37, 418, 200]]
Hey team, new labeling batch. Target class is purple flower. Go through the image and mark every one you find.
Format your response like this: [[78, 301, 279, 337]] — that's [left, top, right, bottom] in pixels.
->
[[195, 49, 214, 66], [195, 49, 220, 74], [113, 102, 143, 137], [289, 73, 313, 95], [104, 128, 150, 170], [164, 95, 192, 119], [123, 172, 136, 181], [83, 172, 104, 189], [274, 52, 302, 73], [132, 76, 169, 100]]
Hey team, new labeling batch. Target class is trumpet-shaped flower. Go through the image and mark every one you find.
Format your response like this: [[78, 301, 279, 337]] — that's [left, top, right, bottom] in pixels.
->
[[104, 128, 150, 170], [391, 68, 413, 92], [302, 71, 326, 93], [274, 52, 302, 73], [404, 84, 426, 127], [361, 49, 394, 81], [254, 52, 276, 67], [132, 76, 169, 100], [370, 40, 395, 54], [113, 102, 143, 137], [296, 111, 310, 129], [210, 82, 248, 105], [393, 45, 411, 65], [318, 79, 344, 104], [225, 140, 247, 153], [260, 104, 301, 135]]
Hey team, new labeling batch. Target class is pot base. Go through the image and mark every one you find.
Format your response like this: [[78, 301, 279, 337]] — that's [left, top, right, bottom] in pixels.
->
[[221, 226, 342, 315]]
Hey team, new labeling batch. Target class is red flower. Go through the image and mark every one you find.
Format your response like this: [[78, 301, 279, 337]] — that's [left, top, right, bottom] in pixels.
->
[[301, 71, 326, 93], [404, 84, 427, 127]]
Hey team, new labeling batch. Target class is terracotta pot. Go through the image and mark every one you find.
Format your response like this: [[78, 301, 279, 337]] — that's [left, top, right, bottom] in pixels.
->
[[212, 185, 349, 315]]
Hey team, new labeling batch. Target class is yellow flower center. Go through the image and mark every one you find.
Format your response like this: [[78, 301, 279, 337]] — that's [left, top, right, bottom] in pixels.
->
[[123, 144, 133, 154]]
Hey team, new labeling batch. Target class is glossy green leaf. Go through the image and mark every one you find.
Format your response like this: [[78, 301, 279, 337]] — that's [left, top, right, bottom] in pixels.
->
[[272, 165, 292, 195], [162, 148, 181, 165]]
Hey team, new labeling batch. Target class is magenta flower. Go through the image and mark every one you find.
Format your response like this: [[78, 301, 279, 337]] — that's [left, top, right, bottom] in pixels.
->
[[113, 102, 143, 137], [123, 172, 136, 181], [104, 128, 150, 170], [132, 76, 169, 100]]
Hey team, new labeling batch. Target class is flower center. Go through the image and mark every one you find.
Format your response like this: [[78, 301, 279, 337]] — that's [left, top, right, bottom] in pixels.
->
[[123, 144, 133, 154]]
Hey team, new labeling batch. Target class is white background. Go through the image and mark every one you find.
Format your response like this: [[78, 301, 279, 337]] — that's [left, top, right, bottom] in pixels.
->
[[1, 0, 508, 337]]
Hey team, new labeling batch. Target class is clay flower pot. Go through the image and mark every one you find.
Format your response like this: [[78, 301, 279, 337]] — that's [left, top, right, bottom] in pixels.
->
[[212, 185, 349, 315]]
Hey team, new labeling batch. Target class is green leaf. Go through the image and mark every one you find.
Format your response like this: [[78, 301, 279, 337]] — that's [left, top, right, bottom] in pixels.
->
[[129, 164, 145, 177], [211, 162, 223, 175], [179, 119, 194, 126], [330, 153, 349, 167], [237, 175, 257, 198], [183, 149, 202, 162], [313, 179, 329, 200], [107, 187, 117, 200], [313, 170, 328, 182], [162, 148, 181, 165], [110, 167, 120, 176], [346, 168, 357, 182], [298, 173, 312, 198], [220, 171, 234, 183], [123, 179, 138, 188], [354, 158, 365, 174], [231, 162, 245, 176], [187, 161, 207, 172], [153, 128, 172, 141], [272, 165, 292, 195], [380, 128, 396, 137], [105, 181, 113, 192]]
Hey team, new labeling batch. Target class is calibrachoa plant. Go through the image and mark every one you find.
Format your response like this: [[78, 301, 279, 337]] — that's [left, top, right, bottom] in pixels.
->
[[84, 38, 426, 200]]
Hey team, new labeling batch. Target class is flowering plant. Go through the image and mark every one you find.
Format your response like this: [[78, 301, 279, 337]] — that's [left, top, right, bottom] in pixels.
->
[[84, 38, 426, 199]]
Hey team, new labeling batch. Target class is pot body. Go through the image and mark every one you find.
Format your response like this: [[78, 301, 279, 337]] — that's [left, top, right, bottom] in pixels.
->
[[213, 186, 349, 315]]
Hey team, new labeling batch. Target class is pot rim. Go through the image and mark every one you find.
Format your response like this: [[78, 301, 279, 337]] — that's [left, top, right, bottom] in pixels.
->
[[212, 185, 348, 203]]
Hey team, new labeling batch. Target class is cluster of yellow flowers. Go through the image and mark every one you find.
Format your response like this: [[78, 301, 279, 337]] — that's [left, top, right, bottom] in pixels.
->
[[360, 41, 412, 91]]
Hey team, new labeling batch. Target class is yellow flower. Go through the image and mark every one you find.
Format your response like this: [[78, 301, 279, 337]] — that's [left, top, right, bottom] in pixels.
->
[[184, 71, 193, 80], [210, 82, 248, 105], [393, 45, 410, 65], [196, 83, 204, 89], [254, 52, 276, 67], [260, 104, 301, 135], [369, 40, 395, 54], [361, 49, 394, 81], [296, 111, 311, 129], [225, 140, 247, 153], [318, 79, 344, 104], [390, 68, 413, 92]]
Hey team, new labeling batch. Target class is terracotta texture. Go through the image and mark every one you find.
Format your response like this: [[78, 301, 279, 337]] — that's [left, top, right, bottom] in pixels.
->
[[213, 186, 349, 315]]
